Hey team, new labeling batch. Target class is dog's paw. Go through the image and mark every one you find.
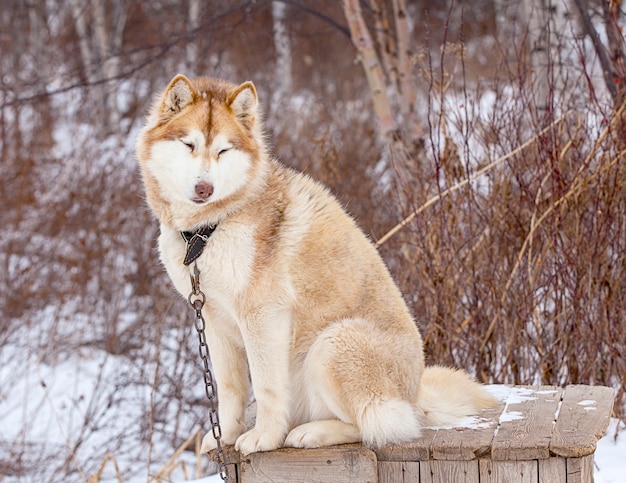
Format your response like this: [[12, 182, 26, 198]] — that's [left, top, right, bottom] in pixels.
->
[[234, 427, 284, 455], [200, 432, 218, 453], [285, 421, 361, 448], [200, 422, 246, 453], [284, 425, 320, 448], [285, 423, 336, 448]]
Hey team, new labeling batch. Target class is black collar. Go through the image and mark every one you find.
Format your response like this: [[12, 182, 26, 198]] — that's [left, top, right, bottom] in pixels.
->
[[180, 224, 217, 265]]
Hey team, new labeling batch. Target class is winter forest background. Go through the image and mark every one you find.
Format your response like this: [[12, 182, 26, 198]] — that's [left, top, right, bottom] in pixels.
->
[[1, 0, 625, 481]]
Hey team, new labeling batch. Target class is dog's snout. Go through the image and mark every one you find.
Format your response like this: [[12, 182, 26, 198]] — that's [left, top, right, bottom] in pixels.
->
[[194, 181, 214, 200]]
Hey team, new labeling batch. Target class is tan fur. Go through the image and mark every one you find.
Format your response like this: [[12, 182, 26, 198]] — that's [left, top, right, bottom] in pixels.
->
[[136, 74, 497, 456]]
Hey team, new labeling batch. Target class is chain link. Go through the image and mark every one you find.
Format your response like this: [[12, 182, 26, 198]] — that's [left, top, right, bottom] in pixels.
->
[[188, 262, 230, 481]]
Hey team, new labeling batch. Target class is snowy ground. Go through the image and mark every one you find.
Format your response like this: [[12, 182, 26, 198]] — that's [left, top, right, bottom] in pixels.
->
[[595, 418, 626, 483], [2, 330, 624, 482]]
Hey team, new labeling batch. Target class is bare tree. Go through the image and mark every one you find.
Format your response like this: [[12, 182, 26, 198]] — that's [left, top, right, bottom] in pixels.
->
[[272, 1, 293, 98], [69, 0, 127, 131], [573, 0, 626, 106], [342, 0, 426, 208], [343, 0, 400, 141], [522, 0, 571, 112], [186, 0, 202, 75]]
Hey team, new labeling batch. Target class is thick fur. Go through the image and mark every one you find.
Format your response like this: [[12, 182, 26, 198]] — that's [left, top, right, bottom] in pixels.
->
[[136, 75, 497, 456]]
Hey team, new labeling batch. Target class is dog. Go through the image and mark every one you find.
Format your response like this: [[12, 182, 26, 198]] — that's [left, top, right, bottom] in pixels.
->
[[136, 74, 496, 456]]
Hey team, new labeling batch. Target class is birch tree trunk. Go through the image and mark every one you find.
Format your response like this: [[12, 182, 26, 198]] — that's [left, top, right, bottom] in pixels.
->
[[600, 0, 626, 105], [392, 0, 421, 141], [186, 0, 202, 76], [94, 0, 126, 127], [26, 0, 50, 78], [521, 0, 569, 114], [343, 0, 397, 139], [69, 0, 97, 86], [573, 0, 626, 106], [272, 1, 292, 98], [69, 0, 127, 133], [342, 0, 426, 205]]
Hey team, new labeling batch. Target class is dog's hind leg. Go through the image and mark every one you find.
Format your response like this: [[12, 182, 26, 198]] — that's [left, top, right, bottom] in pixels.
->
[[286, 318, 423, 449]]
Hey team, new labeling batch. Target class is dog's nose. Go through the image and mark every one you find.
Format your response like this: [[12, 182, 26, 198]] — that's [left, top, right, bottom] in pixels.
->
[[194, 181, 214, 200]]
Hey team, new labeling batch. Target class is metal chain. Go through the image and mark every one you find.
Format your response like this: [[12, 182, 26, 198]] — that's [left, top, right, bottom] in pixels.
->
[[188, 262, 230, 481]]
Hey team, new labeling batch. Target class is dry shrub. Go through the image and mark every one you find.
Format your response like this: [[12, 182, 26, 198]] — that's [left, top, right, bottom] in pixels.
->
[[373, 38, 626, 419]]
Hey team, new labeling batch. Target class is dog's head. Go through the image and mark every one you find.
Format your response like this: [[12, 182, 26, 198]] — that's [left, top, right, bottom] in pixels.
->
[[136, 75, 267, 230]]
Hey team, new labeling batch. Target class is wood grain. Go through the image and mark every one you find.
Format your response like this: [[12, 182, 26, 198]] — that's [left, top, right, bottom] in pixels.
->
[[239, 446, 378, 483], [378, 461, 420, 483], [430, 398, 506, 460], [374, 427, 438, 462], [491, 386, 563, 460], [551, 385, 615, 457], [208, 385, 612, 483], [479, 459, 538, 483]]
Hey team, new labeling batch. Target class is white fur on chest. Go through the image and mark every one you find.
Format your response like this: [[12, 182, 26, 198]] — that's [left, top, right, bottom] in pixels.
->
[[158, 222, 256, 313]]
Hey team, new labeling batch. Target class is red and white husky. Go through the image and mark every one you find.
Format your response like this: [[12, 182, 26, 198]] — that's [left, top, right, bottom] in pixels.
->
[[136, 74, 496, 456]]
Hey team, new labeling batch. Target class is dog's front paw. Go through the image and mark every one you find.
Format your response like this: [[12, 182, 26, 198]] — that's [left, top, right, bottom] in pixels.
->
[[200, 432, 218, 453], [201, 421, 247, 453], [234, 427, 284, 455]]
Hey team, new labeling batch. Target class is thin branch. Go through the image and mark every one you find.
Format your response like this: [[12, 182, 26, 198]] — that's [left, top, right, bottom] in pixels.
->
[[0, 2, 251, 109], [281, 0, 351, 38], [375, 115, 569, 248], [572, 0, 618, 102], [480, 99, 626, 349]]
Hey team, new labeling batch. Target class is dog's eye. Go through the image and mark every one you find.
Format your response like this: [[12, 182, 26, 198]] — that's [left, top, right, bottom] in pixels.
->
[[181, 140, 195, 152], [217, 148, 230, 157]]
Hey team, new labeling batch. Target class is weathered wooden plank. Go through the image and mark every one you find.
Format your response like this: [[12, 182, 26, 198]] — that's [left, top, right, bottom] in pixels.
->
[[479, 459, 538, 483], [551, 385, 615, 458], [378, 461, 403, 483], [224, 462, 240, 483], [538, 457, 566, 482], [211, 385, 612, 482], [208, 444, 240, 465], [374, 427, 438, 462], [402, 461, 421, 482], [566, 455, 594, 483], [420, 459, 480, 483], [430, 398, 505, 460], [239, 446, 378, 483], [491, 386, 563, 460], [378, 461, 420, 483], [419, 461, 432, 483]]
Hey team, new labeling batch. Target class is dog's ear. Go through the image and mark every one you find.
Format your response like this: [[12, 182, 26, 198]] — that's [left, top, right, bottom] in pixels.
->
[[228, 81, 257, 130], [159, 74, 198, 121]]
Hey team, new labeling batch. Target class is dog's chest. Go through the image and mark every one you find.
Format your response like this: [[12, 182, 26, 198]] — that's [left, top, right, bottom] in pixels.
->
[[159, 223, 256, 307], [199, 223, 256, 299]]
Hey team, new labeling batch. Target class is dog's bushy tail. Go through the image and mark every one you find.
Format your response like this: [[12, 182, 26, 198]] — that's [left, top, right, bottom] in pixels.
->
[[358, 397, 422, 447], [416, 366, 498, 427]]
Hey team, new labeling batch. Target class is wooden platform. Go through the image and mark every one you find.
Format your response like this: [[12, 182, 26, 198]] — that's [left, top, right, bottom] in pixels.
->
[[212, 385, 615, 483]]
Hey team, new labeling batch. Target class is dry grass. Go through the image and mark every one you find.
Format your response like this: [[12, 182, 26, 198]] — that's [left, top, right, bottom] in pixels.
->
[[87, 431, 206, 483], [367, 37, 626, 419]]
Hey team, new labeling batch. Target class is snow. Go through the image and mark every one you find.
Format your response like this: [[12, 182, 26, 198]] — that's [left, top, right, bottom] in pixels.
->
[[0, 302, 211, 482], [178, 477, 221, 483], [4, 352, 623, 483], [595, 418, 626, 483]]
